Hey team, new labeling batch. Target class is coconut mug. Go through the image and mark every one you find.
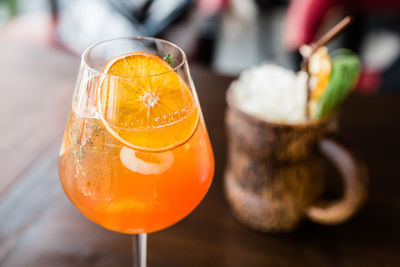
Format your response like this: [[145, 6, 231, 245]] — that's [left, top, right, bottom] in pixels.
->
[[224, 87, 368, 232]]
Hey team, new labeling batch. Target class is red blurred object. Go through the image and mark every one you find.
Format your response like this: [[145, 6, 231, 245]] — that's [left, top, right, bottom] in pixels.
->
[[284, 0, 400, 50], [285, 0, 337, 50], [356, 69, 381, 94]]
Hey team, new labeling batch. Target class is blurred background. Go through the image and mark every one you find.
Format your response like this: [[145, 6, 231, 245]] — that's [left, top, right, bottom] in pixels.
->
[[1, 1, 400, 266], [0, 0, 399, 91]]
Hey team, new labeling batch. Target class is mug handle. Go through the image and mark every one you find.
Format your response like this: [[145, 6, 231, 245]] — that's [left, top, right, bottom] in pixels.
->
[[306, 134, 368, 225]]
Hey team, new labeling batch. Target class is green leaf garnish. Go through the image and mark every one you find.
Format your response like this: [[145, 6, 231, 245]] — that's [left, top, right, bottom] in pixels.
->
[[163, 54, 174, 66], [314, 49, 361, 118]]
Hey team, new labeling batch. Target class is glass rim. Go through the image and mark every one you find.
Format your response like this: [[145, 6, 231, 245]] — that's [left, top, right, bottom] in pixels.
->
[[81, 36, 187, 79]]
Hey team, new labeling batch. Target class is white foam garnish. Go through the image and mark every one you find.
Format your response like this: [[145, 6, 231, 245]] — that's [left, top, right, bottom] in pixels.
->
[[231, 64, 308, 123], [120, 147, 174, 175]]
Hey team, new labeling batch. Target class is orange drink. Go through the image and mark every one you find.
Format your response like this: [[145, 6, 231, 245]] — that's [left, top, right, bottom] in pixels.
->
[[58, 37, 214, 266], [59, 109, 213, 234]]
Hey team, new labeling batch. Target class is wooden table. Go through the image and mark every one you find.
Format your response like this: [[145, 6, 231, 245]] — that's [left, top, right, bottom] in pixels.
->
[[1, 41, 399, 267]]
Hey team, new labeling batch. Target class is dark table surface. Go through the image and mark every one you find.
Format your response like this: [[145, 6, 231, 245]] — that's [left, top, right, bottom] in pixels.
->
[[0, 40, 400, 267]]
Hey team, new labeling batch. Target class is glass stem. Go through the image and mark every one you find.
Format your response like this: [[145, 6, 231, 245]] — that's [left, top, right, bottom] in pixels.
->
[[132, 234, 147, 267]]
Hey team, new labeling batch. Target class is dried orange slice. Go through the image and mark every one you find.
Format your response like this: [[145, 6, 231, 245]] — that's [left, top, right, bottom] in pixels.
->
[[97, 52, 199, 152], [308, 46, 331, 116]]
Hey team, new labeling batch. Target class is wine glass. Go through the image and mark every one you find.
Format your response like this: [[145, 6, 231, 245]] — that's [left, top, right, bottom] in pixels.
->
[[58, 37, 214, 266]]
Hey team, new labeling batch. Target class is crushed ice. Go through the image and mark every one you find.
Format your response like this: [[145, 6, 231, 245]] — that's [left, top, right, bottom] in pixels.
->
[[231, 64, 308, 123]]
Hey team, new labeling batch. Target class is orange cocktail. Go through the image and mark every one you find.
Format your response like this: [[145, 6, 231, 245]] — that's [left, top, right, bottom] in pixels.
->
[[58, 37, 214, 244]]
